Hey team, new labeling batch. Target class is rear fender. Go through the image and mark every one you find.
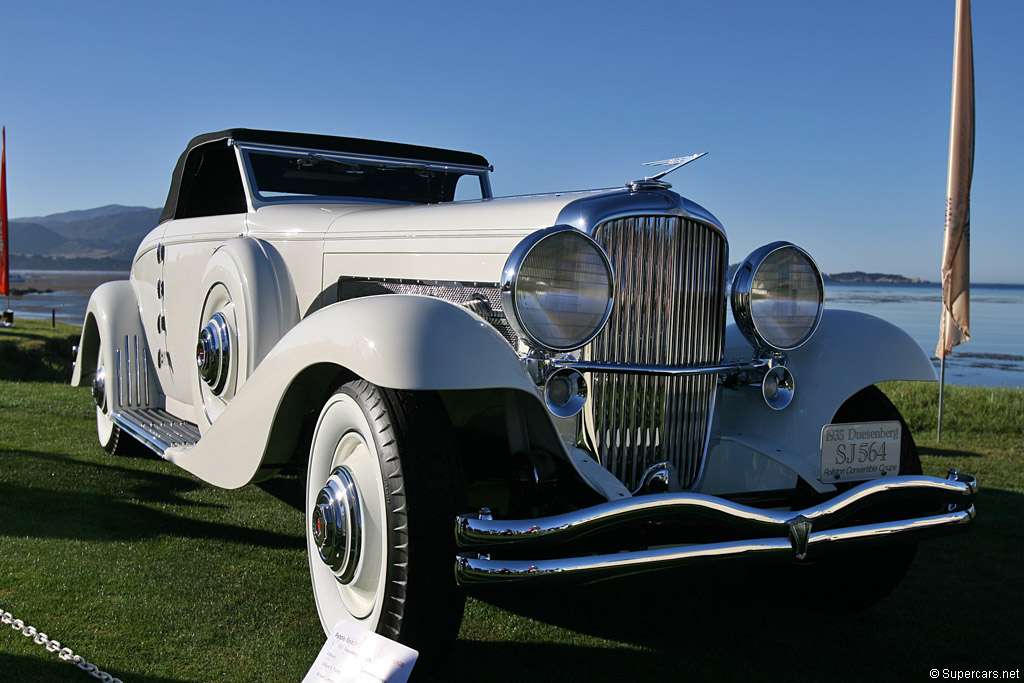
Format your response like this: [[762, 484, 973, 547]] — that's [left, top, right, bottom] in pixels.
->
[[71, 280, 159, 409], [703, 309, 935, 495]]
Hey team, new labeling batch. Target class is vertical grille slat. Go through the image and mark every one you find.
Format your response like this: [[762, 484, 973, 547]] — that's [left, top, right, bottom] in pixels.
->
[[584, 216, 727, 491]]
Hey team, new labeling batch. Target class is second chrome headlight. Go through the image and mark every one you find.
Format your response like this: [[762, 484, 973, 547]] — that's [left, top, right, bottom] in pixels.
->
[[501, 226, 614, 352], [731, 241, 824, 352]]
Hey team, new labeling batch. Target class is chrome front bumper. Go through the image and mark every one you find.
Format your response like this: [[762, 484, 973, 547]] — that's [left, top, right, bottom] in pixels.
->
[[454, 470, 977, 584]]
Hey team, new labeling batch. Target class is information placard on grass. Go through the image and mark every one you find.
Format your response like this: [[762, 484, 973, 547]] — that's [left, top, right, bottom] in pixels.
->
[[302, 620, 418, 683]]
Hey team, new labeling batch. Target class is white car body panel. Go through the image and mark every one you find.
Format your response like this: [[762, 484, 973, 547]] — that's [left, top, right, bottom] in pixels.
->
[[700, 310, 936, 495]]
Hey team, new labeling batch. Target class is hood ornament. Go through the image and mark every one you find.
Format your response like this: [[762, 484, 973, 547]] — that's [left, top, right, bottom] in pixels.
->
[[628, 152, 708, 191]]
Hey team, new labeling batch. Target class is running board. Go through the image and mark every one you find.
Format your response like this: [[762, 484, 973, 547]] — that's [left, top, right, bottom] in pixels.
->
[[111, 407, 201, 456]]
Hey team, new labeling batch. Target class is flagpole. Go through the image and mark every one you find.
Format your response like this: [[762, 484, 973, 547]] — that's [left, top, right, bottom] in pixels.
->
[[937, 356, 946, 442]]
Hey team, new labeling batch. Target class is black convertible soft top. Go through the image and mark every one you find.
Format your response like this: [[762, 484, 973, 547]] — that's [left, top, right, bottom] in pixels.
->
[[159, 129, 491, 224]]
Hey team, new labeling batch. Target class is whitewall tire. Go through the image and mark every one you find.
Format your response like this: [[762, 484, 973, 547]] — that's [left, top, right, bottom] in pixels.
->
[[306, 379, 465, 661]]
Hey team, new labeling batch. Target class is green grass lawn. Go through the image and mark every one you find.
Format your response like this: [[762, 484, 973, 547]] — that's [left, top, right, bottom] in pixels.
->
[[1, 320, 1021, 681]]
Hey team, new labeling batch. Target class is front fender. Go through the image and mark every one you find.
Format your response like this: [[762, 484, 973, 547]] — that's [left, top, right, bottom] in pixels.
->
[[164, 294, 541, 488], [703, 309, 935, 495]]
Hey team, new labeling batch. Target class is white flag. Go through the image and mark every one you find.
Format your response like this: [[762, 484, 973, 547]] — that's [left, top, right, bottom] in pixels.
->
[[937, 0, 974, 359]]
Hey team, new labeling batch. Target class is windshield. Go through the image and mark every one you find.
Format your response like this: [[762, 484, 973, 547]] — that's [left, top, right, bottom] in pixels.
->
[[243, 148, 488, 204]]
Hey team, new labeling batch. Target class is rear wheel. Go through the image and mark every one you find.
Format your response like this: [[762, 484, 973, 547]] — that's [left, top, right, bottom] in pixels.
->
[[93, 339, 140, 456], [790, 385, 921, 611], [306, 379, 465, 660]]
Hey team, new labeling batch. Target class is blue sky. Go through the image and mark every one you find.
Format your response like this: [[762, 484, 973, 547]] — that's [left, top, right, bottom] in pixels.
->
[[2, 1, 1021, 283]]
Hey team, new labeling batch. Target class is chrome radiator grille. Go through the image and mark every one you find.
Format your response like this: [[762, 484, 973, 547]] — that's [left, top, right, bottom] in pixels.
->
[[583, 215, 728, 491]]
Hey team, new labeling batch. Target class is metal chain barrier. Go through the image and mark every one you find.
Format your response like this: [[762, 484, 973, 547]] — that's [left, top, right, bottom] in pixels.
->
[[1, 605, 124, 683]]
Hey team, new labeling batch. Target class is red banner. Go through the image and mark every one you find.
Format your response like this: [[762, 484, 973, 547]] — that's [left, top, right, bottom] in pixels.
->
[[1, 126, 8, 297]]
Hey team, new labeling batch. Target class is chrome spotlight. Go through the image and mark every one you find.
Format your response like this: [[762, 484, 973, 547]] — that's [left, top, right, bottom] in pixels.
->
[[762, 364, 795, 411], [544, 367, 588, 418]]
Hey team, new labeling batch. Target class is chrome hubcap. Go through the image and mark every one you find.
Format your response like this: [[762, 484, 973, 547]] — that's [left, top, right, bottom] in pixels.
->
[[91, 366, 106, 409], [313, 466, 362, 584], [196, 312, 231, 394]]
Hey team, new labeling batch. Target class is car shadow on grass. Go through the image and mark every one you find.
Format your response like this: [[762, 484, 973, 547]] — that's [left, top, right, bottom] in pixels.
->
[[0, 479, 302, 549], [0, 449, 302, 549], [3, 447, 215, 507], [255, 471, 306, 512]]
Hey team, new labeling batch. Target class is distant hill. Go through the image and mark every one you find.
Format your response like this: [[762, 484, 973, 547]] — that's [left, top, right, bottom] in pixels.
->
[[16, 204, 155, 227], [822, 271, 930, 284], [9, 204, 160, 269], [9, 221, 68, 255]]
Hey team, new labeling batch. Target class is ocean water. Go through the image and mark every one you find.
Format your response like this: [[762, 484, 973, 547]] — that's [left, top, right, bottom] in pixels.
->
[[6, 272, 1023, 388], [825, 282, 1024, 389], [5, 270, 126, 324]]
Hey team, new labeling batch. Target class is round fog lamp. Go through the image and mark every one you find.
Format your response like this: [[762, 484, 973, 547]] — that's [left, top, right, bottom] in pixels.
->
[[548, 375, 572, 406], [762, 365, 795, 411], [544, 368, 588, 418]]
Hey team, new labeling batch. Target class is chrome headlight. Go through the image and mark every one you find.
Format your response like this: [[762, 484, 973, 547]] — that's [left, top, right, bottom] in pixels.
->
[[731, 242, 824, 352], [501, 226, 615, 352]]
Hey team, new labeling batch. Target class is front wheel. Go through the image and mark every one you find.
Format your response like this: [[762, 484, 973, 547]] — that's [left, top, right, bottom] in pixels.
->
[[306, 379, 465, 660], [789, 385, 921, 611]]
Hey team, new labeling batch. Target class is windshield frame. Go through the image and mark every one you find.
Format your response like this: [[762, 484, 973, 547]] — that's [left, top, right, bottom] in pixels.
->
[[232, 140, 493, 209]]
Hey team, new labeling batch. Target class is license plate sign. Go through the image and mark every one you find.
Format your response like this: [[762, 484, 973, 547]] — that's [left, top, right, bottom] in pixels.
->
[[820, 421, 901, 483]]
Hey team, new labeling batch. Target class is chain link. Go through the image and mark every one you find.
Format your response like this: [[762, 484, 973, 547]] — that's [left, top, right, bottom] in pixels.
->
[[2, 605, 123, 683]]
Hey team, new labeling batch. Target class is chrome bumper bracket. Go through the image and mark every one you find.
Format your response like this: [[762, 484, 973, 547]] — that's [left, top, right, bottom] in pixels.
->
[[787, 515, 812, 561]]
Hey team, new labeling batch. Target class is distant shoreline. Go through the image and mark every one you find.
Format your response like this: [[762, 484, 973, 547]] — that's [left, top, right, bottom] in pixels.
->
[[11, 262, 1023, 288], [10, 255, 132, 272], [822, 271, 930, 285]]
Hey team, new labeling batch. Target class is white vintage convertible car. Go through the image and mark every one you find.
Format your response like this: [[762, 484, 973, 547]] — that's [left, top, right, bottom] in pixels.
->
[[72, 129, 975, 658]]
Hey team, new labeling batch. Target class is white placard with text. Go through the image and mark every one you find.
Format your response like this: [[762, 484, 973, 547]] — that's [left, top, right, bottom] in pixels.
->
[[302, 620, 418, 683]]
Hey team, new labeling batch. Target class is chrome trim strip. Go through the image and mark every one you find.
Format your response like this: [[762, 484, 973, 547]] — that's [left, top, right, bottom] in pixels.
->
[[552, 357, 767, 376], [124, 335, 131, 407], [134, 335, 141, 407], [115, 347, 122, 408], [233, 141, 493, 175], [337, 275, 500, 289], [554, 188, 726, 237], [455, 507, 975, 584], [143, 349, 150, 406], [456, 473, 977, 550]]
